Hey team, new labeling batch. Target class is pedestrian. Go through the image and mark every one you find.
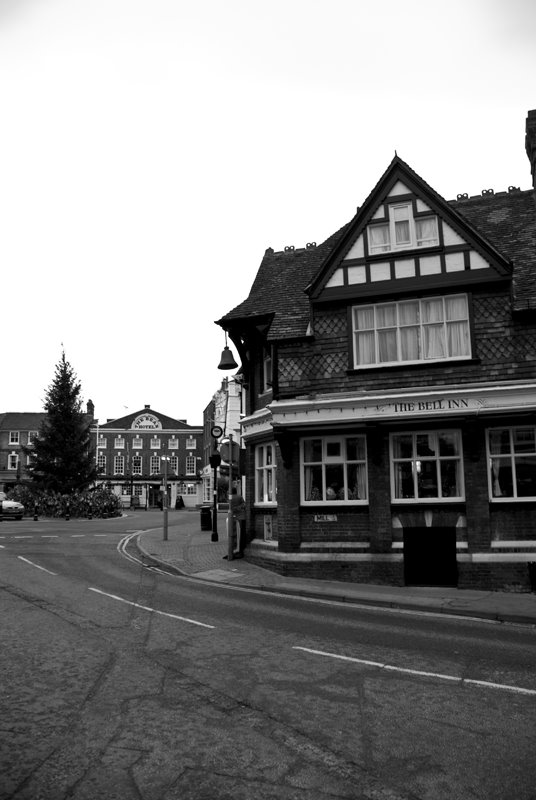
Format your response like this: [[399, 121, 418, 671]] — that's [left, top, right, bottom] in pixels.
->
[[230, 487, 246, 557]]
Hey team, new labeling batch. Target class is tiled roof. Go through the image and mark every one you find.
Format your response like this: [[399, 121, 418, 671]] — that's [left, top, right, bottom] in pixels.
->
[[218, 224, 350, 340], [448, 189, 536, 310], [0, 412, 46, 430], [99, 408, 199, 430]]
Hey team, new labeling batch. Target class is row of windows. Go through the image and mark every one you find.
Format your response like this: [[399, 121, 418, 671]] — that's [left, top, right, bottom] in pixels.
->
[[352, 294, 471, 369], [97, 454, 198, 476], [254, 427, 536, 506], [6, 431, 38, 445], [367, 203, 439, 255], [97, 436, 197, 450]]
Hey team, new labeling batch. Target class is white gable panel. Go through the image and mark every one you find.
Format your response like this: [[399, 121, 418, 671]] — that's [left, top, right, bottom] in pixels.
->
[[344, 235, 365, 260], [348, 266, 366, 284], [388, 181, 411, 196], [416, 199, 432, 212], [326, 268, 345, 287], [371, 206, 385, 220], [470, 251, 490, 270], [443, 223, 465, 246]]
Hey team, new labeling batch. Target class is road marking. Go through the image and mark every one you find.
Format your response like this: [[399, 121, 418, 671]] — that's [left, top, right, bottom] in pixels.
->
[[42, 535, 59, 538], [14, 536, 33, 539], [71, 535, 85, 538], [17, 556, 57, 576], [293, 646, 536, 696], [88, 587, 215, 629]]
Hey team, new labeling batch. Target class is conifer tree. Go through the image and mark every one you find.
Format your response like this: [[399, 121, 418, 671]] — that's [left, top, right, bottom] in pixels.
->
[[26, 352, 97, 492]]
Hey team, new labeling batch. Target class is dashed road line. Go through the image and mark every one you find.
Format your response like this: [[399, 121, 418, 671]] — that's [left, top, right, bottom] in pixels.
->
[[293, 646, 536, 696], [88, 587, 215, 629]]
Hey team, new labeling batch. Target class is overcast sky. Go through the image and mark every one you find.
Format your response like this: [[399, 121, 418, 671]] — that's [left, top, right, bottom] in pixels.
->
[[1, 0, 535, 425]]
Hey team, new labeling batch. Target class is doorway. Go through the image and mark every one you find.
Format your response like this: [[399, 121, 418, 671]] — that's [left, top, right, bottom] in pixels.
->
[[403, 526, 458, 587]]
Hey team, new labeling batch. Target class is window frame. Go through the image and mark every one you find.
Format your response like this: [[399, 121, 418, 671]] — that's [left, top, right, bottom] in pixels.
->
[[114, 455, 125, 475], [367, 203, 439, 255], [352, 294, 471, 369], [487, 426, 536, 502], [9, 431, 20, 445], [132, 456, 142, 475], [300, 435, 368, 505], [8, 452, 19, 470], [186, 454, 196, 475], [390, 430, 465, 503], [255, 442, 277, 505]]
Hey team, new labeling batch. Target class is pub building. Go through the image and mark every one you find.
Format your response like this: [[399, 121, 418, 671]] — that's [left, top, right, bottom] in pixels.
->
[[216, 109, 536, 591]]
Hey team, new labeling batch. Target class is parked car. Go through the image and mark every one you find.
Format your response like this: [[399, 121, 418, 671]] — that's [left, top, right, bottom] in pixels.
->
[[0, 491, 25, 520]]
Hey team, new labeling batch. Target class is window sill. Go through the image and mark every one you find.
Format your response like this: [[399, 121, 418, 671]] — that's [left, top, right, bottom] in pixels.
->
[[347, 357, 480, 375]]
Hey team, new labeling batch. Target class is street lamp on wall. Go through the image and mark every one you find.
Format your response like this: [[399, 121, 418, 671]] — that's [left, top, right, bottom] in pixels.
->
[[218, 331, 238, 370]]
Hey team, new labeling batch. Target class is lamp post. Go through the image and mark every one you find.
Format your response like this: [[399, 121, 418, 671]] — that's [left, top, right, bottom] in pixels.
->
[[161, 456, 169, 541], [217, 332, 238, 561]]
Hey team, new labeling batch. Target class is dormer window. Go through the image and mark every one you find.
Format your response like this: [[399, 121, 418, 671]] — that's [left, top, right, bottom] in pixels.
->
[[368, 204, 439, 254]]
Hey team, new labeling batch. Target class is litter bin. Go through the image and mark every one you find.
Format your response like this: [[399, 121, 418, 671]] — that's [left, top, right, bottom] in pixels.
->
[[200, 506, 212, 531], [528, 562, 536, 593]]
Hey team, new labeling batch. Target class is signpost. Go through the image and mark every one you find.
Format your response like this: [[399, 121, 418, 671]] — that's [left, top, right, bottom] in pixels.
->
[[209, 425, 223, 542]]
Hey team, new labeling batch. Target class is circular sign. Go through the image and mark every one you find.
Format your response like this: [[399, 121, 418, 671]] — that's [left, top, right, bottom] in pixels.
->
[[210, 425, 224, 439]]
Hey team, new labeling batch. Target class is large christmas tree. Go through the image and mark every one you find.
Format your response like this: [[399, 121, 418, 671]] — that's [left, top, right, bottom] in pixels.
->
[[26, 352, 97, 492]]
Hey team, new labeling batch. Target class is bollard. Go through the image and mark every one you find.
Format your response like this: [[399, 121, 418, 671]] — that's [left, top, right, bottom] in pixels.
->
[[33, 504, 38, 521]]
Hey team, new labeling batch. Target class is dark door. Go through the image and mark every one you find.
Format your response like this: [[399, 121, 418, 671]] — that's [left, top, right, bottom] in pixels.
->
[[403, 526, 458, 587]]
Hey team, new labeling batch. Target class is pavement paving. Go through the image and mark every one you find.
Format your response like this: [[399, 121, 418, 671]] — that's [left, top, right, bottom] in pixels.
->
[[135, 509, 536, 626]]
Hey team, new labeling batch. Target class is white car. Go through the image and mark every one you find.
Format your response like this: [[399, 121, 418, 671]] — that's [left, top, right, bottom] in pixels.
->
[[0, 491, 25, 520]]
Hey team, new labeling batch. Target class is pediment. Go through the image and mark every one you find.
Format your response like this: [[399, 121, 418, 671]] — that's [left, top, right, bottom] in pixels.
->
[[310, 157, 511, 301]]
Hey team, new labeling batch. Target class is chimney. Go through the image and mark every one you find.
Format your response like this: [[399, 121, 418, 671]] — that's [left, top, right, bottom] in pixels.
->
[[86, 399, 95, 418], [144, 404, 150, 409], [526, 109, 536, 190]]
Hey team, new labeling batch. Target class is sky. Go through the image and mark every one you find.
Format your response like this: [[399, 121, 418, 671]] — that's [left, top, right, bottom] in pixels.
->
[[1, 0, 535, 426]]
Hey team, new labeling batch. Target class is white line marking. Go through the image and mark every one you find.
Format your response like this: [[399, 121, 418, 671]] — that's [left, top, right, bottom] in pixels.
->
[[88, 587, 215, 629], [17, 556, 57, 575], [94, 534, 109, 537], [14, 536, 33, 539], [293, 646, 536, 696], [71, 535, 85, 538], [42, 535, 59, 538]]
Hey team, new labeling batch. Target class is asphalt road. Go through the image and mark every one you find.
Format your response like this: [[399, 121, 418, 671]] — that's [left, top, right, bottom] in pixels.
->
[[1, 512, 535, 800]]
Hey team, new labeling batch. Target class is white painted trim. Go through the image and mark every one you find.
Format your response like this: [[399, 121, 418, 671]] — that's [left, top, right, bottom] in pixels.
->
[[263, 381, 536, 429]]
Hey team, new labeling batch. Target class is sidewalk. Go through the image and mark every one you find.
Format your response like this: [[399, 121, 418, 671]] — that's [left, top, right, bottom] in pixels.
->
[[135, 510, 536, 626]]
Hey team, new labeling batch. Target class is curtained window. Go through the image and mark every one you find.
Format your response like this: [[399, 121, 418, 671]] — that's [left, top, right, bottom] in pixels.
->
[[488, 427, 536, 500], [391, 431, 464, 502], [368, 204, 439, 254], [353, 295, 470, 368], [302, 436, 367, 504]]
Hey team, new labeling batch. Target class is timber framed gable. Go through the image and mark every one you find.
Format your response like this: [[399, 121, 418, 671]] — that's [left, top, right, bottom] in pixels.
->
[[308, 156, 512, 304]]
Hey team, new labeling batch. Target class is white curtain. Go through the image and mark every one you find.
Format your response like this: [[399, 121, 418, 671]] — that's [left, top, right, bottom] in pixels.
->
[[445, 296, 469, 356], [369, 224, 390, 252], [416, 218, 438, 246]]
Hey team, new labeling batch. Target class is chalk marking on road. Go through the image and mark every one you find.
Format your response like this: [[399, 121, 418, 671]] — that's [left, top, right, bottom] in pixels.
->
[[17, 556, 57, 576], [293, 646, 536, 696], [88, 587, 215, 629]]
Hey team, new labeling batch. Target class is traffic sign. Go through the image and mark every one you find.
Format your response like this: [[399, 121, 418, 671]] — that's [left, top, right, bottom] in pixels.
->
[[211, 425, 224, 439]]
